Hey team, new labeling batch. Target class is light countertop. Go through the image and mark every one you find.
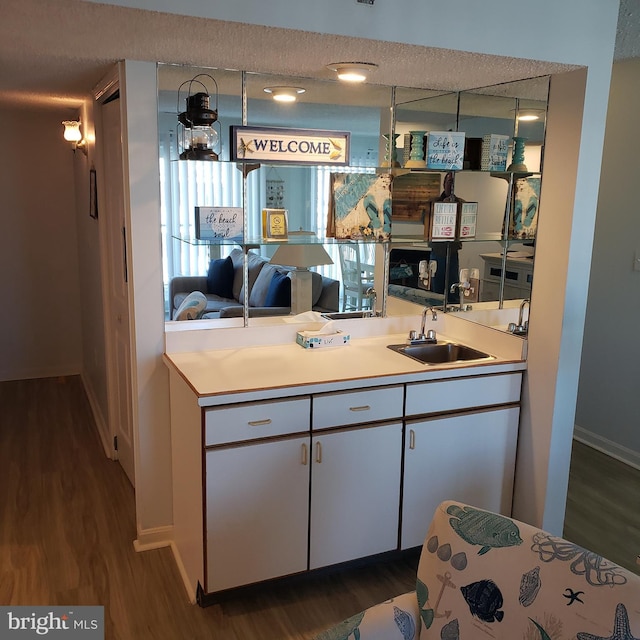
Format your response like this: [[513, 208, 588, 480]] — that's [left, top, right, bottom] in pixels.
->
[[164, 324, 526, 406]]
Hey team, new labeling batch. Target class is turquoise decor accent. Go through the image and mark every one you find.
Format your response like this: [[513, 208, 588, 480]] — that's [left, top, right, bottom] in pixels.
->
[[405, 130, 427, 168], [508, 136, 528, 171], [381, 133, 400, 167]]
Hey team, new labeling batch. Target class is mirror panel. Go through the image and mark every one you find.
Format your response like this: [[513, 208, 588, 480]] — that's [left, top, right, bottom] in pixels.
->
[[159, 61, 548, 333]]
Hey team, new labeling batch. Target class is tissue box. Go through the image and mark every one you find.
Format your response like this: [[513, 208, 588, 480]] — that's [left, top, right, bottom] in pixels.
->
[[296, 330, 351, 349]]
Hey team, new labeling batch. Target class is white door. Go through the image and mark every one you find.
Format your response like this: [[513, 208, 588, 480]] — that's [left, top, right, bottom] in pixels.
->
[[309, 423, 402, 570], [401, 406, 520, 550], [205, 436, 310, 593], [101, 97, 135, 486]]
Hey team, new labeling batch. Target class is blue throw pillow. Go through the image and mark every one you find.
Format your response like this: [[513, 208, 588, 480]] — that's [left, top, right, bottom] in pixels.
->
[[264, 271, 291, 307], [206, 255, 234, 299]]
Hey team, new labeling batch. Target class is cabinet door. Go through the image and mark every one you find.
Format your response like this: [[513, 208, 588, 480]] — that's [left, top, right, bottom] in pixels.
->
[[401, 406, 519, 550], [309, 422, 402, 570], [206, 436, 309, 593]]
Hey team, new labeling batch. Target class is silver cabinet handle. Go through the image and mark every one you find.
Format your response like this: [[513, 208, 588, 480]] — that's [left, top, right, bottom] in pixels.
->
[[409, 429, 416, 450], [301, 443, 308, 466], [349, 405, 371, 412], [315, 441, 322, 463], [247, 418, 272, 427]]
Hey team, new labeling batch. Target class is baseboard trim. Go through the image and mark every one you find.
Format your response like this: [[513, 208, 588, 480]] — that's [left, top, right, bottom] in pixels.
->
[[169, 541, 198, 604], [80, 373, 112, 459], [574, 425, 640, 471], [133, 525, 173, 552]]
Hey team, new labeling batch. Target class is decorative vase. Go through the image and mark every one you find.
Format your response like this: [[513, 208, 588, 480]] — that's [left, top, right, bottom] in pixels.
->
[[381, 133, 401, 167], [507, 136, 528, 172], [404, 130, 427, 168]]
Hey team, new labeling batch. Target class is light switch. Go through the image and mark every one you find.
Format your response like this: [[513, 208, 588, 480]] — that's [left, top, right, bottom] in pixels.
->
[[634, 250, 640, 272]]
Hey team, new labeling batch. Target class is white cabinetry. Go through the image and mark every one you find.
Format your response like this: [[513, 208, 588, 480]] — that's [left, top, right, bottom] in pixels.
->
[[172, 370, 522, 601], [205, 436, 309, 592], [204, 397, 311, 593], [401, 407, 519, 549], [401, 372, 521, 549], [310, 422, 402, 569], [310, 385, 404, 569], [480, 252, 534, 301]]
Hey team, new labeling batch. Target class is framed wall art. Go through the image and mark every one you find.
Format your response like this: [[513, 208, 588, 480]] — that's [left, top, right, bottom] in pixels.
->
[[89, 168, 98, 219]]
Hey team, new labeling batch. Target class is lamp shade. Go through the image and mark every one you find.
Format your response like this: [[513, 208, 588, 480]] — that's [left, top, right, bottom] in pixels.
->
[[62, 120, 82, 142], [271, 244, 333, 268]]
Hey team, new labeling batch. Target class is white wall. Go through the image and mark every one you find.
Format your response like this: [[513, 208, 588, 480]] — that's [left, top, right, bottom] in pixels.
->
[[0, 106, 83, 381], [75, 100, 111, 449], [122, 61, 174, 538], [575, 58, 640, 468]]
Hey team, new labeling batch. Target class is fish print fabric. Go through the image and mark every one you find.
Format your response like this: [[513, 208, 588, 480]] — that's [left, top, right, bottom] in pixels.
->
[[314, 501, 640, 640], [416, 501, 639, 640]]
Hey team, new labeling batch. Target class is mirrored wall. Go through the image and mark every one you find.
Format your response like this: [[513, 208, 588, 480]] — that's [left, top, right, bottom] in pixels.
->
[[158, 62, 548, 332]]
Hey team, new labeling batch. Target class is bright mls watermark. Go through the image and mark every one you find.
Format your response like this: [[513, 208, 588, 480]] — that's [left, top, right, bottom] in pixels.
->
[[1, 607, 104, 639]]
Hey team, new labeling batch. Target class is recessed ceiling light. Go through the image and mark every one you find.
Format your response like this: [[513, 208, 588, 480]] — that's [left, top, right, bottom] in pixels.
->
[[514, 108, 545, 122], [327, 62, 378, 83], [263, 86, 306, 102]]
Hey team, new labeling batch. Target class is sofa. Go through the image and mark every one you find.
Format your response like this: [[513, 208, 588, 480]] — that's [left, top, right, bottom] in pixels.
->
[[313, 499, 640, 640], [169, 247, 340, 319]]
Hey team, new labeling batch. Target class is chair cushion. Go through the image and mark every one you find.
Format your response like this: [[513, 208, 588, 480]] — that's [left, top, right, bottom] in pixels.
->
[[173, 291, 207, 320], [264, 270, 291, 307], [249, 262, 281, 307], [206, 256, 234, 299], [417, 500, 640, 640], [238, 250, 267, 303]]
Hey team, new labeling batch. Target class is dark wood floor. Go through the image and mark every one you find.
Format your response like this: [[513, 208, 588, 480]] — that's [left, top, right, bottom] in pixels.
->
[[1, 376, 638, 639]]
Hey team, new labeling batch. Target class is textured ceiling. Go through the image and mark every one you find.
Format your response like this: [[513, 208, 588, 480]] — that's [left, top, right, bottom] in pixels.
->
[[0, 0, 638, 111]]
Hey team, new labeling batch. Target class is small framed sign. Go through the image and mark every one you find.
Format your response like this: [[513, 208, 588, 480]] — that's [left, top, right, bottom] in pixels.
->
[[195, 206, 243, 242], [458, 202, 478, 239], [262, 208, 289, 240], [427, 131, 466, 170], [431, 202, 458, 240], [231, 126, 350, 166]]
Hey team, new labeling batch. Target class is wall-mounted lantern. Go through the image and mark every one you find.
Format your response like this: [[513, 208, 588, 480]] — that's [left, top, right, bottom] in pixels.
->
[[177, 74, 220, 161]]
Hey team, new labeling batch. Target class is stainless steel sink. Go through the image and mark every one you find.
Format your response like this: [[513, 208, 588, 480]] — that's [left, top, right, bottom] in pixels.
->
[[387, 341, 494, 365]]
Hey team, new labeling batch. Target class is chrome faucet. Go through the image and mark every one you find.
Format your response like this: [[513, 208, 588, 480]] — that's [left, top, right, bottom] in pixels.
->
[[508, 298, 530, 336], [450, 281, 472, 311], [518, 298, 530, 330], [411, 306, 437, 343], [365, 287, 377, 317]]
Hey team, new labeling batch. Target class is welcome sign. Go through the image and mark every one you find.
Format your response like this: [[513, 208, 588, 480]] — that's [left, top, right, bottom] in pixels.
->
[[231, 126, 350, 165]]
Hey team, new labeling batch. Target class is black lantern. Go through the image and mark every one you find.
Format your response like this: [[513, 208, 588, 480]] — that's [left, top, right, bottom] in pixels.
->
[[177, 74, 220, 161]]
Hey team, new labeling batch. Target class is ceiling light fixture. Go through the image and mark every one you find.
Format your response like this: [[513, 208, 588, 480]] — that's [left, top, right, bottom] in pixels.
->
[[512, 108, 545, 122], [327, 62, 378, 83], [263, 86, 306, 103], [62, 120, 87, 155]]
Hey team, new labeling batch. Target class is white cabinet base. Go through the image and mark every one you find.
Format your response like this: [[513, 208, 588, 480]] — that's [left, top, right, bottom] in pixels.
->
[[206, 436, 309, 592], [310, 423, 402, 570], [401, 406, 519, 549]]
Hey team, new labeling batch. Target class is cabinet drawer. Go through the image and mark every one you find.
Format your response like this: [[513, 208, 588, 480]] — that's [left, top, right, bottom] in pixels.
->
[[405, 373, 521, 417], [205, 397, 310, 446], [313, 385, 404, 430]]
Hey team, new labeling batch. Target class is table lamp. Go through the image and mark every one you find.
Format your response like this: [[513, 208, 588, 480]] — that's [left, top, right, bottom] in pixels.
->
[[271, 244, 333, 314]]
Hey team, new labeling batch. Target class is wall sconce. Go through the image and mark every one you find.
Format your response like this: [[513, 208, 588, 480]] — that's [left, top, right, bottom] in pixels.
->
[[327, 62, 378, 83], [263, 86, 306, 103], [177, 74, 220, 161], [270, 243, 333, 314], [62, 120, 87, 155]]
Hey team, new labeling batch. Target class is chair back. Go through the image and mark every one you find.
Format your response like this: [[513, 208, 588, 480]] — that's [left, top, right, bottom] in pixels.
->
[[338, 242, 375, 311], [417, 500, 640, 640]]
